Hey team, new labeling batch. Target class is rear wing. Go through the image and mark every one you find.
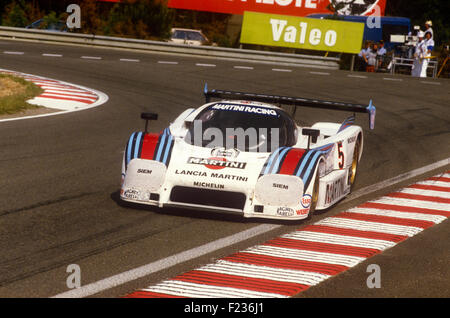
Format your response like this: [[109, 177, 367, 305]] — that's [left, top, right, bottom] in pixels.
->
[[204, 84, 376, 130]]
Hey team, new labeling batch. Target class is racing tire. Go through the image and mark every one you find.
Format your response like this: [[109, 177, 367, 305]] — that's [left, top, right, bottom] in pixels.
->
[[349, 137, 361, 189]]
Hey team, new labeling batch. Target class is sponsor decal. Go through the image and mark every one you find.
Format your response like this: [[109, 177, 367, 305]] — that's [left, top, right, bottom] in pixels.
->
[[241, 12, 365, 54], [347, 136, 357, 144], [210, 173, 248, 182], [211, 103, 278, 116], [273, 183, 289, 190], [174, 169, 248, 182], [296, 208, 309, 216], [193, 181, 225, 190], [211, 147, 240, 158], [301, 194, 312, 208], [175, 169, 208, 177], [188, 157, 247, 170], [167, 0, 387, 17], [325, 176, 345, 205], [137, 168, 152, 174], [277, 207, 295, 217], [123, 189, 140, 200]]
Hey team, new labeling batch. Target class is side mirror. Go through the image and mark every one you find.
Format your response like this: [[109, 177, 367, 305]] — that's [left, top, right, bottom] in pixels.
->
[[141, 112, 158, 133], [302, 128, 320, 149]]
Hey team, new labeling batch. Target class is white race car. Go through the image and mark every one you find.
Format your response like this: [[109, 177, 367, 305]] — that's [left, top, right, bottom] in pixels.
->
[[120, 86, 376, 220]]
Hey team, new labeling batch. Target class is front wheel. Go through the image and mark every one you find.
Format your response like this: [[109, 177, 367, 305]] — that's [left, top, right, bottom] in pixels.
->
[[306, 170, 320, 219], [349, 137, 361, 189]]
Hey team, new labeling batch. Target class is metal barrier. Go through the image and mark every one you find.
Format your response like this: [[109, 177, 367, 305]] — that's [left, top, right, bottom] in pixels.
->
[[0, 26, 340, 70], [390, 56, 438, 78]]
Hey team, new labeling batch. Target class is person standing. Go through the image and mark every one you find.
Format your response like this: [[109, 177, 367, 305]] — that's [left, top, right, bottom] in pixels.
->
[[366, 43, 378, 72], [421, 31, 435, 77], [377, 40, 387, 68], [411, 31, 426, 77], [424, 21, 434, 39], [377, 40, 386, 56], [357, 41, 370, 71]]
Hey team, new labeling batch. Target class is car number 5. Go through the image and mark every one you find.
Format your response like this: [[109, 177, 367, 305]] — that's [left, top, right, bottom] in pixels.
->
[[337, 142, 344, 169]]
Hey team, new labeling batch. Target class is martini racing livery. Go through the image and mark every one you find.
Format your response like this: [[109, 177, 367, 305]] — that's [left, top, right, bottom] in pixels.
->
[[120, 87, 376, 220]]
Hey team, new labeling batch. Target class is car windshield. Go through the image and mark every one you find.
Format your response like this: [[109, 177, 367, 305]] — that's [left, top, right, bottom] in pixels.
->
[[172, 30, 205, 42], [172, 30, 187, 39], [185, 103, 297, 153]]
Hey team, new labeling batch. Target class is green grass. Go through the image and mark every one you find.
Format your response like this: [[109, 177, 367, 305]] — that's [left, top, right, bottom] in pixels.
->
[[0, 74, 44, 115]]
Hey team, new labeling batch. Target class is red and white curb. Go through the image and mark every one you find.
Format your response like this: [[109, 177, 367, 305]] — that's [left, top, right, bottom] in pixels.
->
[[0, 68, 108, 122], [125, 172, 450, 298]]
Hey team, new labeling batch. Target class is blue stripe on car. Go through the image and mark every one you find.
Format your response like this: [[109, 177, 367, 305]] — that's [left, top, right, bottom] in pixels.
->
[[133, 132, 143, 161], [162, 135, 173, 165], [263, 147, 286, 175], [126, 132, 136, 166], [270, 147, 291, 174]]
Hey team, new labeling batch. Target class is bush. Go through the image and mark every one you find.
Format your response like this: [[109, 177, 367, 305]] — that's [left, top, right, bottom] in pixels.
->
[[1, 0, 42, 27], [103, 0, 174, 39]]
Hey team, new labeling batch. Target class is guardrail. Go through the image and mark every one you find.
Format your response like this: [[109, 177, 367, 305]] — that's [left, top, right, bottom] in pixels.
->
[[390, 56, 438, 78], [0, 26, 340, 70]]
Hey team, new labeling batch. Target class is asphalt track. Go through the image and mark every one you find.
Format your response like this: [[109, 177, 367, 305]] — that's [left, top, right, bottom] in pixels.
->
[[0, 39, 449, 298]]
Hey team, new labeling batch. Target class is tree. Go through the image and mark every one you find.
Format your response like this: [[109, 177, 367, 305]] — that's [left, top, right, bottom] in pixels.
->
[[103, 0, 174, 39], [385, 0, 450, 46], [1, 0, 42, 27]]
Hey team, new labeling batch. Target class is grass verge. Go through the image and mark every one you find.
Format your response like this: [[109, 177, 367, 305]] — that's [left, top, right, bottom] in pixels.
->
[[0, 73, 44, 115]]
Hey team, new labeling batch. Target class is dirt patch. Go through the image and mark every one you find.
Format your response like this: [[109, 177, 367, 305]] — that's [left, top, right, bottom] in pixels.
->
[[0, 77, 27, 98], [0, 73, 45, 116]]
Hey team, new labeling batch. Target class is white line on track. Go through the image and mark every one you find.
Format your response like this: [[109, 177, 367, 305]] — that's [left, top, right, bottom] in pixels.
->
[[81, 56, 102, 60], [52, 157, 449, 298], [420, 81, 441, 85], [234, 66, 254, 70], [42, 53, 62, 57], [272, 68, 292, 72], [346, 157, 450, 202], [158, 61, 179, 65], [309, 71, 330, 76], [3, 51, 24, 55], [196, 63, 216, 67], [119, 58, 140, 62], [52, 224, 278, 298], [347, 74, 368, 79], [383, 77, 403, 81]]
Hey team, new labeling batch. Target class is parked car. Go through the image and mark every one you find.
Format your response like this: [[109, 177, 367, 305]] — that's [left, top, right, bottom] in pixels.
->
[[169, 28, 210, 46], [26, 19, 68, 32]]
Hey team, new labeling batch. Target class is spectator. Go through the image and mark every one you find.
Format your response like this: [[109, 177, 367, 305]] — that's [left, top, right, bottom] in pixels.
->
[[377, 40, 386, 56], [421, 31, 435, 77], [412, 31, 426, 77], [424, 20, 434, 39], [357, 41, 370, 71], [377, 41, 387, 69], [366, 43, 377, 72]]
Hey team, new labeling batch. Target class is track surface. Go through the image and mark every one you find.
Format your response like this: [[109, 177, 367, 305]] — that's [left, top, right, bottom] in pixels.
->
[[0, 40, 449, 298]]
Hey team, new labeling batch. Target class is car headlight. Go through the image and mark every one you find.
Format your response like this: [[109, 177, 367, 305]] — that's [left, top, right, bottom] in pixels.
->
[[255, 174, 304, 207]]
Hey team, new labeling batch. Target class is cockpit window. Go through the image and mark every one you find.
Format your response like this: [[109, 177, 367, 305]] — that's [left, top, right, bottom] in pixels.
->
[[185, 103, 297, 152]]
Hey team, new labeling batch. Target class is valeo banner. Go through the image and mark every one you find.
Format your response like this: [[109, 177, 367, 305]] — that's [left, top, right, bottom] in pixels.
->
[[240, 12, 365, 54]]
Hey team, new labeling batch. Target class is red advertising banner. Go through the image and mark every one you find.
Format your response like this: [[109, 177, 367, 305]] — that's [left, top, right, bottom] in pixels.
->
[[168, 0, 386, 17]]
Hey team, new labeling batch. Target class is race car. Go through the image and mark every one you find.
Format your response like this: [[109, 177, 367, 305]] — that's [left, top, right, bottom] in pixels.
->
[[120, 86, 376, 220]]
